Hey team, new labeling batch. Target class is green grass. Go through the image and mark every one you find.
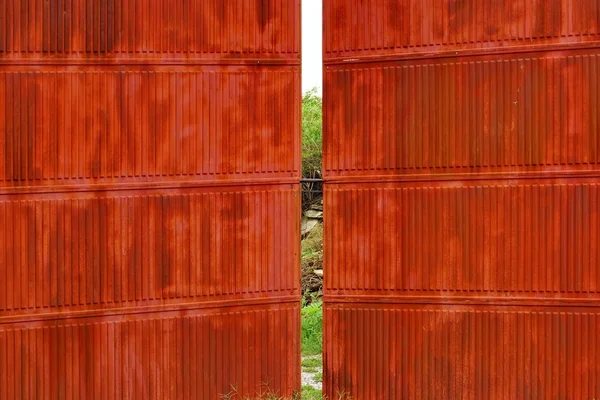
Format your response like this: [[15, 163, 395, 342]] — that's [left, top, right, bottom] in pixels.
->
[[301, 385, 323, 400], [301, 301, 323, 356], [314, 372, 323, 383], [220, 385, 299, 400], [301, 357, 322, 369], [302, 356, 323, 375], [220, 386, 324, 400]]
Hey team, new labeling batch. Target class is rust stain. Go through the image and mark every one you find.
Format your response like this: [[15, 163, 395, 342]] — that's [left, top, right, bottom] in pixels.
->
[[324, 0, 600, 398], [0, 0, 301, 60], [0, 1, 301, 398]]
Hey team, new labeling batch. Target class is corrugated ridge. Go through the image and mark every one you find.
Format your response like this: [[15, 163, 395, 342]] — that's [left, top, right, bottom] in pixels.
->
[[0, 0, 300, 57], [0, 68, 299, 184], [325, 183, 599, 295], [324, 1, 600, 398], [324, 305, 600, 400], [0, 187, 300, 313], [0, 304, 300, 400], [324, 51, 600, 175], [324, 0, 600, 57], [0, 1, 302, 397]]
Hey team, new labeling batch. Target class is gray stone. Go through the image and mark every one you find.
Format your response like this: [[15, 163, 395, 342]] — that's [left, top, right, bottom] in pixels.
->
[[304, 210, 323, 219], [301, 217, 319, 237]]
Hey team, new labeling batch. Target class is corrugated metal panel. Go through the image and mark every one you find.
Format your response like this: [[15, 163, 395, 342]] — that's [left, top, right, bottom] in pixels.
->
[[325, 51, 600, 176], [0, 66, 299, 187], [325, 305, 600, 399], [0, 304, 299, 399], [324, 1, 600, 398], [0, 1, 301, 398], [325, 179, 600, 297], [324, 0, 600, 60], [0, 0, 299, 60], [0, 186, 300, 314]]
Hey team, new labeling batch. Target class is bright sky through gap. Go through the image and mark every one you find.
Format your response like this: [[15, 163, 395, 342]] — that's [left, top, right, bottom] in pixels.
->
[[302, 0, 323, 94]]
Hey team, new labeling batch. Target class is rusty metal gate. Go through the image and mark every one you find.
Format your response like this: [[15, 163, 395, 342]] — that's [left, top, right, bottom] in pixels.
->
[[324, 1, 600, 398], [0, 1, 301, 398]]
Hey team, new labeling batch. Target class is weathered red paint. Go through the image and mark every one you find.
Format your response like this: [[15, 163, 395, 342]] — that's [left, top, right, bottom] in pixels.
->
[[0, 1, 301, 398], [324, 1, 600, 398]]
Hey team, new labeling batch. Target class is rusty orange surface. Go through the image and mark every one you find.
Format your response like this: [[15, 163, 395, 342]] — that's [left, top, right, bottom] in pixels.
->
[[324, 1, 600, 399], [0, 1, 301, 398]]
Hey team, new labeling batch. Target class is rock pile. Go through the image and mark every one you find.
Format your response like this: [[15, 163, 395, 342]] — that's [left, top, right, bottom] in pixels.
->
[[301, 198, 324, 300], [301, 199, 323, 238]]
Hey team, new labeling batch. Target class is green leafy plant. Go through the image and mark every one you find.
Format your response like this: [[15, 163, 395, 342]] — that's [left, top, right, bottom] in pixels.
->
[[301, 300, 323, 356], [302, 88, 323, 180], [302, 88, 323, 207]]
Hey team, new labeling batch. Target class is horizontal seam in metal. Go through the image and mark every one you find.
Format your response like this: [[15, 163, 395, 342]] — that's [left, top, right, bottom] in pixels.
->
[[323, 171, 600, 184], [0, 295, 301, 325], [0, 178, 301, 195], [0, 59, 302, 66], [300, 178, 324, 183], [324, 295, 600, 308], [323, 41, 600, 65]]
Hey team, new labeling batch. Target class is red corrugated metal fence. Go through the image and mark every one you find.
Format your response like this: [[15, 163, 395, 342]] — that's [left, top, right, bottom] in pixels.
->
[[324, 1, 600, 398], [0, 1, 301, 398]]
